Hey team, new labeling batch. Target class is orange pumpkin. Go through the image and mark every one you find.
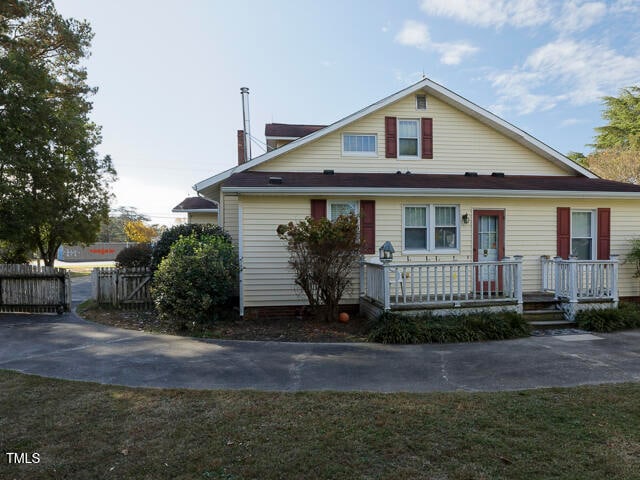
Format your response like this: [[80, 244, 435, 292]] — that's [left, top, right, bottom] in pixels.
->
[[338, 312, 350, 323]]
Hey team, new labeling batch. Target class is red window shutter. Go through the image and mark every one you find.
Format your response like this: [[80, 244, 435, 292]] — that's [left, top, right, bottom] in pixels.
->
[[360, 200, 375, 254], [310, 199, 326, 220], [385, 116, 397, 158], [597, 208, 611, 260], [557, 207, 571, 259], [421, 118, 433, 159]]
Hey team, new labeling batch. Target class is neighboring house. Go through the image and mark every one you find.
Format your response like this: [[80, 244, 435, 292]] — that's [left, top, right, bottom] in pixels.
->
[[172, 197, 219, 225], [195, 78, 640, 320]]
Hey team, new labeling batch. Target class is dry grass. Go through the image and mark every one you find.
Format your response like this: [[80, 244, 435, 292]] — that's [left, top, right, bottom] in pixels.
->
[[1, 370, 640, 479]]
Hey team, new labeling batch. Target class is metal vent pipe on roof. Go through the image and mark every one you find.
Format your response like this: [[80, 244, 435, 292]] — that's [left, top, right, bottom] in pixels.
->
[[240, 87, 252, 164]]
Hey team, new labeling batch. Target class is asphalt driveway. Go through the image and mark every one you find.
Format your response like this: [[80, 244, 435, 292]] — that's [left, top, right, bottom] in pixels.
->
[[1, 311, 640, 392]]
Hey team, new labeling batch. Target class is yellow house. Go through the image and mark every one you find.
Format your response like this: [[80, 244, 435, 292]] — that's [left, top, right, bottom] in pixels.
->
[[195, 78, 640, 321], [172, 196, 219, 225]]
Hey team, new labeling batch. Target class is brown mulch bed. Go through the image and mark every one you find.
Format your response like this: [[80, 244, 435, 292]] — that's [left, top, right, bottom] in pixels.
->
[[78, 303, 371, 342]]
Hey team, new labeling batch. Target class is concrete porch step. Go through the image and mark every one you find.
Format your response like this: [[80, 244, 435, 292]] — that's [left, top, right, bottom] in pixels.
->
[[528, 319, 576, 329]]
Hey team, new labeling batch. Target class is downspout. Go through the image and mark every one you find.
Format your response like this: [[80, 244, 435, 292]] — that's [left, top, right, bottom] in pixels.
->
[[238, 204, 244, 318]]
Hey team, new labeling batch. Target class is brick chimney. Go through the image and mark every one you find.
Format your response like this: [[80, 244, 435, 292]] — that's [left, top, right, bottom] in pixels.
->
[[237, 129, 245, 165]]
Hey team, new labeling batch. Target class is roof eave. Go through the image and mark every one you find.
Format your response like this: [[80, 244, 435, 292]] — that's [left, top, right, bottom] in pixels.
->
[[172, 208, 219, 213], [221, 185, 640, 198]]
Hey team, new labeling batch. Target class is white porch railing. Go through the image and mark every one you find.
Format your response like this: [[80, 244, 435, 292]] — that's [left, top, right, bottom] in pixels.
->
[[361, 257, 523, 310], [540, 255, 619, 302]]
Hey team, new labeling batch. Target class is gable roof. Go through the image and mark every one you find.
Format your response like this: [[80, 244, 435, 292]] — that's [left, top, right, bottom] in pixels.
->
[[222, 171, 640, 198], [194, 77, 595, 193], [172, 196, 219, 213], [265, 123, 326, 138]]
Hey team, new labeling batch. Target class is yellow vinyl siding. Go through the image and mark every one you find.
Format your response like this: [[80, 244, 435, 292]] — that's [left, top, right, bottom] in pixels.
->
[[255, 94, 569, 176], [187, 212, 218, 224], [222, 194, 239, 245], [240, 195, 640, 308]]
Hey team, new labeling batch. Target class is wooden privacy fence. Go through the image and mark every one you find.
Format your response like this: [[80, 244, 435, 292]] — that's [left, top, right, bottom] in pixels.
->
[[0, 264, 71, 313], [92, 267, 153, 308]]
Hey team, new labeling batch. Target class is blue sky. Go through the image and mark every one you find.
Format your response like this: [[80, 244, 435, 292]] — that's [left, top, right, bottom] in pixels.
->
[[54, 0, 640, 224]]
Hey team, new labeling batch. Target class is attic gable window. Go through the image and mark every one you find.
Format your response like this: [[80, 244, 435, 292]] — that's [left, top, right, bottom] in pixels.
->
[[416, 94, 427, 110], [342, 134, 377, 155], [398, 119, 420, 158]]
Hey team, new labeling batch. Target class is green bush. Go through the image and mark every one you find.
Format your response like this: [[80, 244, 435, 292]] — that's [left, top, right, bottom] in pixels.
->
[[575, 303, 640, 332], [0, 241, 31, 264], [150, 223, 232, 270], [115, 243, 152, 268], [368, 310, 531, 344], [151, 234, 238, 323]]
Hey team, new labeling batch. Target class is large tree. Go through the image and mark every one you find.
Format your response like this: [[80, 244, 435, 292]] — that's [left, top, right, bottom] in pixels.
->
[[592, 86, 640, 151], [0, 0, 115, 266]]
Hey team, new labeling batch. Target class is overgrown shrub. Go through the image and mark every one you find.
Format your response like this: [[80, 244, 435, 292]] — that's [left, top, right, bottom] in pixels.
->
[[368, 310, 531, 344], [115, 243, 152, 268], [150, 223, 231, 270], [0, 241, 31, 264], [151, 234, 238, 323], [575, 303, 640, 332], [277, 213, 361, 322], [626, 238, 640, 277]]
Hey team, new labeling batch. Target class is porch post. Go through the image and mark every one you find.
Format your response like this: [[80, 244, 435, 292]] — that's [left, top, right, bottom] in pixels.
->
[[553, 256, 562, 300], [513, 255, 523, 307], [382, 263, 390, 311], [540, 255, 549, 291], [566, 256, 578, 320], [359, 255, 365, 297], [610, 255, 620, 305], [501, 256, 511, 298]]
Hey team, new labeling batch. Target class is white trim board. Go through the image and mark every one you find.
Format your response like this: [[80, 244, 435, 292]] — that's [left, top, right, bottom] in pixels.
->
[[194, 77, 595, 192]]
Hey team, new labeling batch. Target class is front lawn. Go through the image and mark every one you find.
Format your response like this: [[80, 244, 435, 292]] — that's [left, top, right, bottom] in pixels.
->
[[2, 370, 640, 479]]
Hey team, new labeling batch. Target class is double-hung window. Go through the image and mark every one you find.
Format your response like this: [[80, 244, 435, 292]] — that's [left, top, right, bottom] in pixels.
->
[[403, 205, 459, 252], [343, 134, 376, 155], [571, 211, 595, 260], [404, 206, 428, 250], [434, 206, 458, 249], [398, 119, 419, 158], [328, 200, 358, 221]]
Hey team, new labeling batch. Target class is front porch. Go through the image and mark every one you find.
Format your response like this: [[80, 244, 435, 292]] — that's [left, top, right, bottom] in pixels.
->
[[360, 256, 620, 322]]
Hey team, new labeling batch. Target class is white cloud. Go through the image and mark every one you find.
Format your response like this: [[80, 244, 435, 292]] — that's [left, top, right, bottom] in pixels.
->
[[554, 1, 607, 33], [419, 0, 553, 28], [611, 0, 640, 14], [488, 39, 640, 115], [420, 0, 608, 32], [560, 118, 583, 127], [395, 20, 478, 65]]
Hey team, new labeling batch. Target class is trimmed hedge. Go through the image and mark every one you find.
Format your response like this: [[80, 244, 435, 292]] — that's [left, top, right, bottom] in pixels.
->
[[368, 310, 531, 344], [575, 303, 640, 332], [150, 223, 232, 270]]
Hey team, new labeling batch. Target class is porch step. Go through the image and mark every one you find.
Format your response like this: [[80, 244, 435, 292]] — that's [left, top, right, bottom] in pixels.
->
[[522, 292, 557, 311], [528, 319, 576, 329]]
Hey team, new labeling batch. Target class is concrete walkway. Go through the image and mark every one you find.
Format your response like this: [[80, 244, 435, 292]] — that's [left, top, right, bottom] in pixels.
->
[[2, 310, 640, 392]]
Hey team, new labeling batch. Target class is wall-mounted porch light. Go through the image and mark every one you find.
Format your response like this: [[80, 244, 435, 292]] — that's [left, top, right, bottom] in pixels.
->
[[462, 213, 470, 224], [379, 241, 395, 263]]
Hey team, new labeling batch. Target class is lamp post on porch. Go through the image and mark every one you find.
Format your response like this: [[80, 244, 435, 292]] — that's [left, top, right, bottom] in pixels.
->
[[379, 241, 394, 311]]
